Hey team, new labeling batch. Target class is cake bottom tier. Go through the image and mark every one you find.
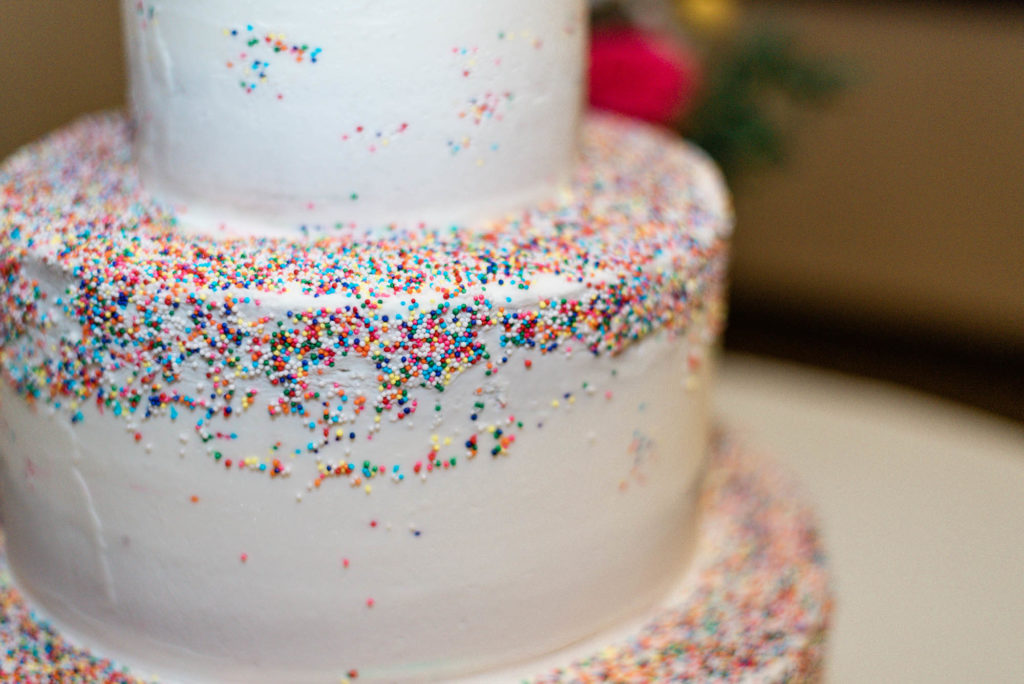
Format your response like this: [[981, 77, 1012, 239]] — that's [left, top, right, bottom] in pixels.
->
[[0, 431, 831, 683]]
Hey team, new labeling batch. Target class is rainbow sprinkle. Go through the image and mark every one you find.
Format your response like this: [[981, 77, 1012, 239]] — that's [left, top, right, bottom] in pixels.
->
[[223, 24, 322, 95], [0, 113, 730, 492]]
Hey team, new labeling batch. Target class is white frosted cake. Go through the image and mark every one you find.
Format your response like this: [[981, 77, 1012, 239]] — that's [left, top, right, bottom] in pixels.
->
[[0, 1, 739, 682]]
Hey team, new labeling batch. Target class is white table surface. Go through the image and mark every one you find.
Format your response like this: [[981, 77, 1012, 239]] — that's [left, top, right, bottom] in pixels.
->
[[715, 353, 1024, 684]]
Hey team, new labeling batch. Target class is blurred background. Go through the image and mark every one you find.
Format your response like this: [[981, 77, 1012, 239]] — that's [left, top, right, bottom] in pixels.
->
[[2, 0, 1022, 421]]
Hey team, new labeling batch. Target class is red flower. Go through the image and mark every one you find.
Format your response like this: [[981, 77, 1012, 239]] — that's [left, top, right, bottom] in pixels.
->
[[589, 27, 702, 125]]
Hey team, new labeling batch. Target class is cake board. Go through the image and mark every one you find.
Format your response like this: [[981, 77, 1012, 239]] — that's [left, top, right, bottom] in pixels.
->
[[0, 430, 831, 683]]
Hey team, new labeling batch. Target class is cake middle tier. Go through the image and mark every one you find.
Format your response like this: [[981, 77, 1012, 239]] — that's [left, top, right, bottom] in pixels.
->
[[0, 112, 731, 682], [123, 0, 587, 237]]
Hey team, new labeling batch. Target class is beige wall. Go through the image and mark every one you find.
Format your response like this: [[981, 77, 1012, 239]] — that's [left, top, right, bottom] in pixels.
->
[[1, 2, 124, 156], [734, 1, 1024, 352], [2, 1, 1021, 352]]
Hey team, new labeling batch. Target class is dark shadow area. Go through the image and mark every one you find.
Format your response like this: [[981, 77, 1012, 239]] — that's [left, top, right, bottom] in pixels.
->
[[725, 300, 1024, 424]]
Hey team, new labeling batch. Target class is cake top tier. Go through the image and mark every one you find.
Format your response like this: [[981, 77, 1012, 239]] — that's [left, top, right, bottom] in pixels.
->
[[123, 0, 587, 238]]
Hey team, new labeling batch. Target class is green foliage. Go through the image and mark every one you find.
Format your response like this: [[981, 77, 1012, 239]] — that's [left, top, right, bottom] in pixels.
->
[[683, 30, 850, 181]]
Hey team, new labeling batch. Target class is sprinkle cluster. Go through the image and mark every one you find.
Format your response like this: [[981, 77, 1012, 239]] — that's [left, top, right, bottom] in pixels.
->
[[340, 122, 410, 154], [133, 1, 154, 29], [0, 556, 139, 682], [0, 113, 729, 491], [448, 30, 544, 159], [224, 24, 322, 96], [0, 434, 830, 682]]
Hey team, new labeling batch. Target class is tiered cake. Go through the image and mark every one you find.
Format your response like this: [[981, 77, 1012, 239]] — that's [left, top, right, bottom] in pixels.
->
[[0, 1, 737, 681]]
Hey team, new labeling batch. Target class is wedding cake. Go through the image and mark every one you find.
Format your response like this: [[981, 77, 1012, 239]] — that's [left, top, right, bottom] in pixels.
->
[[0, 1, 750, 681]]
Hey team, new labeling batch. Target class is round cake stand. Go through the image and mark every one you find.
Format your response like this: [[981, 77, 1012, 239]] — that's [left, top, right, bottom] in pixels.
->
[[0, 431, 831, 683]]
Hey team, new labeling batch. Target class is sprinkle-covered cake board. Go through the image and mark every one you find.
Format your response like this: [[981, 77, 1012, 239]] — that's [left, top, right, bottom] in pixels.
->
[[0, 432, 831, 683]]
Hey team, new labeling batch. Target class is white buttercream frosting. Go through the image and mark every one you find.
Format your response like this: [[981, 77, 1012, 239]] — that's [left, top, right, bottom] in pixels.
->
[[0, 327, 713, 682], [0, 102, 730, 682], [123, 0, 587, 237]]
